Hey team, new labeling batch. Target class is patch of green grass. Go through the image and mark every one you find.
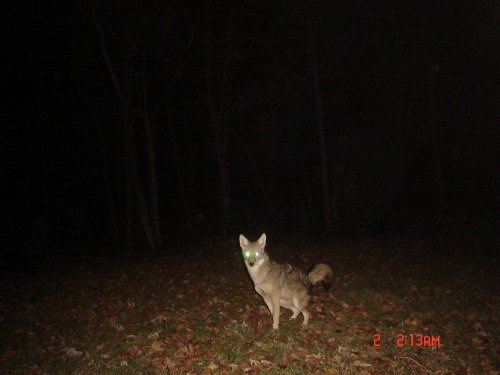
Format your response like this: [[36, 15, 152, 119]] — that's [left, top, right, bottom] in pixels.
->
[[192, 357, 210, 370], [227, 321, 249, 334], [259, 362, 309, 374], [159, 319, 177, 338], [221, 345, 245, 363]]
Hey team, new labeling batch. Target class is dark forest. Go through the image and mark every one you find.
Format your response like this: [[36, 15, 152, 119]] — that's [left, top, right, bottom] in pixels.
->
[[5, 0, 498, 259], [1, 1, 499, 372]]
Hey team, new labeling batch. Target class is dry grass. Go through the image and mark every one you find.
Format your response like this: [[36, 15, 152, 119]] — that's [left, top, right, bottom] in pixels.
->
[[1, 234, 498, 374]]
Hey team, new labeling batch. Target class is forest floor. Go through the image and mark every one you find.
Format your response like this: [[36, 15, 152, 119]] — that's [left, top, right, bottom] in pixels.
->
[[1, 233, 499, 374]]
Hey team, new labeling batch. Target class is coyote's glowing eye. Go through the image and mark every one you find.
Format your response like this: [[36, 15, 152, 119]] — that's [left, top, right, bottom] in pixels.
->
[[244, 251, 250, 258], [255, 252, 259, 256]]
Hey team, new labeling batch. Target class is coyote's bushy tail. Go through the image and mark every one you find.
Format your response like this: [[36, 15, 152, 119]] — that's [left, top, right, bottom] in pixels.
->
[[307, 263, 333, 289]]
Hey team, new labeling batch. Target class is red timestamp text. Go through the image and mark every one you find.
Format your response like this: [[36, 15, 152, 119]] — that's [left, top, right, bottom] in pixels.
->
[[373, 333, 441, 347]]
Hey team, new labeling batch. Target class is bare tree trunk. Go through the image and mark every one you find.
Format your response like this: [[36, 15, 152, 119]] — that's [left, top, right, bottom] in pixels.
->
[[167, 107, 193, 237], [120, 25, 140, 253], [148, 21, 197, 240], [35, 75, 51, 260], [97, 125, 120, 253], [146, 122, 161, 250], [396, 95, 412, 224], [418, 2, 445, 218], [205, 0, 233, 233], [396, 34, 417, 225], [91, 15, 136, 253], [74, 45, 121, 253], [122, 100, 140, 252], [124, 165, 134, 254], [307, 13, 335, 233], [121, 33, 158, 252], [211, 114, 233, 232], [41, 134, 49, 260], [425, 54, 444, 216], [92, 13, 161, 252], [141, 59, 162, 249]]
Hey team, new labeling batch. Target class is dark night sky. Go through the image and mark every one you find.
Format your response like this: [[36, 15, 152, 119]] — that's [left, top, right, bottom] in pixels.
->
[[3, 1, 499, 261]]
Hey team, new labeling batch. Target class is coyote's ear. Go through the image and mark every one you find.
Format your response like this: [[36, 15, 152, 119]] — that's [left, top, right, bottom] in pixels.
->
[[239, 234, 249, 248], [257, 233, 266, 247]]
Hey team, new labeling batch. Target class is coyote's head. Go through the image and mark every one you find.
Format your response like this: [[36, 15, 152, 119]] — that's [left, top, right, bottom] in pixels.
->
[[239, 233, 266, 268]]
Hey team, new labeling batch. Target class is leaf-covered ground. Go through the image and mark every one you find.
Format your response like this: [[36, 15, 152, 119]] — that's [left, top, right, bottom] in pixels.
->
[[1, 234, 499, 374]]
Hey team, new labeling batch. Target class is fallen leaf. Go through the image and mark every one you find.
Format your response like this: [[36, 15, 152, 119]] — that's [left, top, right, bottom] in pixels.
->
[[150, 340, 164, 352], [62, 347, 83, 357], [352, 359, 372, 367]]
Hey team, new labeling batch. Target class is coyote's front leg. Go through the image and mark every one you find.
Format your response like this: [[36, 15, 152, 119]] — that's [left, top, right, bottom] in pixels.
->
[[270, 291, 281, 330]]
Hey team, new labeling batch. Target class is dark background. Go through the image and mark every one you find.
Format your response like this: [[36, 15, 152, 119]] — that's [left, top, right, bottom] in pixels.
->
[[4, 1, 499, 268]]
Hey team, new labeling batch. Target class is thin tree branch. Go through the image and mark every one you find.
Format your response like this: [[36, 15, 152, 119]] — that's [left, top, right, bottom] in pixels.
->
[[152, 20, 198, 125], [91, 15, 125, 105]]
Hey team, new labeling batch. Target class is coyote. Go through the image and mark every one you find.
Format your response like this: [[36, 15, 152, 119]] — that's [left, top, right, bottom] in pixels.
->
[[240, 233, 332, 330]]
